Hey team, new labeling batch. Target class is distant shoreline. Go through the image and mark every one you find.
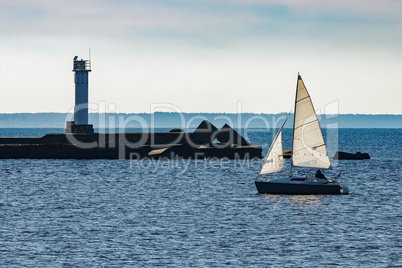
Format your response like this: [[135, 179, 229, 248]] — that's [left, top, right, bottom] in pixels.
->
[[1, 112, 401, 129]]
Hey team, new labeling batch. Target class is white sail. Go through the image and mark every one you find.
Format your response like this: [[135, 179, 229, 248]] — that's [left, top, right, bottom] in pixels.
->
[[291, 75, 331, 169], [260, 122, 287, 175]]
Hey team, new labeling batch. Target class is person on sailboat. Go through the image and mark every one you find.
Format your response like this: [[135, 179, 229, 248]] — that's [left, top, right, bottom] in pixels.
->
[[315, 170, 327, 180]]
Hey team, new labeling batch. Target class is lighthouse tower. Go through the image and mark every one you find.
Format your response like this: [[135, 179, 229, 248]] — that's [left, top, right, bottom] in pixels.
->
[[66, 56, 94, 134]]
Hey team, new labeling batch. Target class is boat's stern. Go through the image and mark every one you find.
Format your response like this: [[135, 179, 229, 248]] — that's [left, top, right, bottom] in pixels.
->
[[340, 184, 349, 194]]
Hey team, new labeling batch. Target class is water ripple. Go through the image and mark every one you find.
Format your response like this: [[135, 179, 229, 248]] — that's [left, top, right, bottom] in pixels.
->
[[0, 129, 401, 266]]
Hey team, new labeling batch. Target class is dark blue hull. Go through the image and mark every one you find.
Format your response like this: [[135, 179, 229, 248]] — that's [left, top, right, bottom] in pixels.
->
[[255, 181, 346, 195]]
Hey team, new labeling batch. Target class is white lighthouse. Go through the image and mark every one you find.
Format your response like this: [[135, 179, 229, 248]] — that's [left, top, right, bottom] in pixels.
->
[[66, 56, 94, 134]]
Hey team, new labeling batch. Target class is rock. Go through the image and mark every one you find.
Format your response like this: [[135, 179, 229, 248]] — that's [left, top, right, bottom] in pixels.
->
[[169, 128, 184, 132], [333, 151, 370, 160]]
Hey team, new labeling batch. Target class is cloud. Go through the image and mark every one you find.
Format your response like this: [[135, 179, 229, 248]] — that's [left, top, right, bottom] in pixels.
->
[[229, 0, 402, 18], [0, 0, 401, 114], [0, 0, 399, 52]]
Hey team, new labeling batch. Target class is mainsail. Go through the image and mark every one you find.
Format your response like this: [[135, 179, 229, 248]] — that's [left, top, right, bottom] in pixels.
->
[[291, 75, 331, 169], [260, 118, 288, 174]]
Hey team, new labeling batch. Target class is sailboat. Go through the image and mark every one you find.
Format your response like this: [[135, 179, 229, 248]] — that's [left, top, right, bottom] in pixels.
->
[[255, 74, 349, 194]]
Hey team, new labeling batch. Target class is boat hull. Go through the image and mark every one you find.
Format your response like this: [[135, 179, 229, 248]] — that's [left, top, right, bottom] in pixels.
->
[[255, 181, 348, 195]]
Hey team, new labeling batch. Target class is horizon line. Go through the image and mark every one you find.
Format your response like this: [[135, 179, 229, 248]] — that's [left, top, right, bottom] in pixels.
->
[[0, 112, 401, 116]]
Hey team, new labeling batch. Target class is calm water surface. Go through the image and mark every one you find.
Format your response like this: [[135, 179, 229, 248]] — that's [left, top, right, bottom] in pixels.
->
[[0, 128, 401, 267]]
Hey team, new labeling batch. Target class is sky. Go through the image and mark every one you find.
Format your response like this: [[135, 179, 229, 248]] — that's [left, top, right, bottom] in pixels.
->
[[0, 0, 401, 114]]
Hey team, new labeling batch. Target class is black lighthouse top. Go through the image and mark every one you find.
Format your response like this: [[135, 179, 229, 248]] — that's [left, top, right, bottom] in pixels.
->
[[73, 56, 91, 72]]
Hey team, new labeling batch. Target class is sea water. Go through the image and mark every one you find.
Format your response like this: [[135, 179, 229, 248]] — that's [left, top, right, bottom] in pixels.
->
[[0, 128, 401, 267]]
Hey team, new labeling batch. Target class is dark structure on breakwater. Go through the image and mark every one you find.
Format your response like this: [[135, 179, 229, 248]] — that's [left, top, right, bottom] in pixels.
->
[[0, 56, 261, 159]]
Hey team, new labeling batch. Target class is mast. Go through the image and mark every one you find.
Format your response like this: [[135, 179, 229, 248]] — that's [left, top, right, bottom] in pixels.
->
[[290, 73, 300, 177]]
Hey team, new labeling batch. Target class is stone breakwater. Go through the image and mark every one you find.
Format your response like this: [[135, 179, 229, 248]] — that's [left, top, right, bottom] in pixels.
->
[[0, 121, 262, 160]]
